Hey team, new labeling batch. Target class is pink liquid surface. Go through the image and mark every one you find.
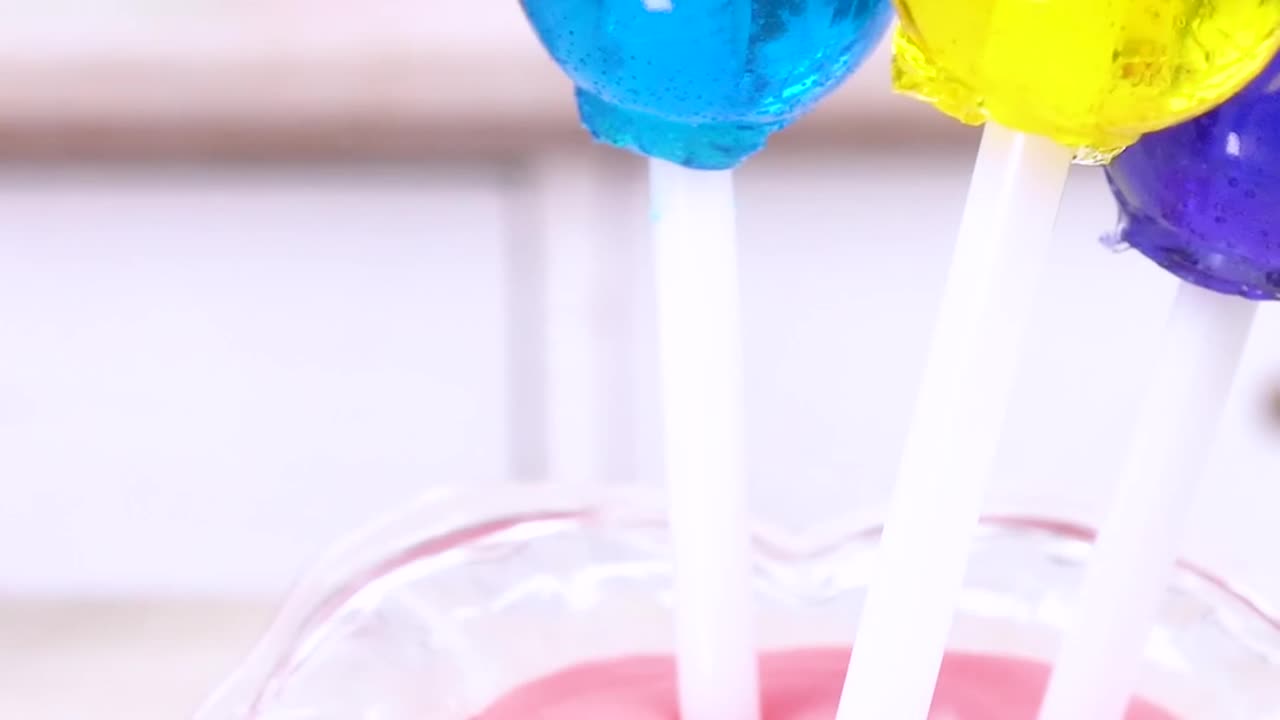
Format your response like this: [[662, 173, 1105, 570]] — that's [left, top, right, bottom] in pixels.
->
[[475, 648, 1179, 719]]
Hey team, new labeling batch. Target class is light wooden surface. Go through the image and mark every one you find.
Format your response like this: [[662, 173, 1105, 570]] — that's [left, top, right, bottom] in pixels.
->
[[0, 4, 962, 158], [0, 599, 272, 720]]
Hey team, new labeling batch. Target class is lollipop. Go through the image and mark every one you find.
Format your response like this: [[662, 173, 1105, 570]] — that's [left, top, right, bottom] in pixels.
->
[[836, 7, 1280, 720], [519, 4, 894, 720], [1107, 52, 1280, 300], [521, 0, 894, 169], [1037, 51, 1280, 720], [893, 1, 1280, 164]]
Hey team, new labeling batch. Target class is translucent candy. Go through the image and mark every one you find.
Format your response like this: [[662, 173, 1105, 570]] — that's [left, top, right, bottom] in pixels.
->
[[891, 1, 1280, 163], [520, 0, 894, 170], [1106, 52, 1280, 300]]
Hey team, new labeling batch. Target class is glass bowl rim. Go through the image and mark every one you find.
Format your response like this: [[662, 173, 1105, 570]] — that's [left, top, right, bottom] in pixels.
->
[[195, 483, 1280, 719]]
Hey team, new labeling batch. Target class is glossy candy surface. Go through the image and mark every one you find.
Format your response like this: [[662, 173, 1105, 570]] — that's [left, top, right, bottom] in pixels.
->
[[1106, 52, 1280, 300], [891, 1, 1280, 162], [521, 0, 893, 170]]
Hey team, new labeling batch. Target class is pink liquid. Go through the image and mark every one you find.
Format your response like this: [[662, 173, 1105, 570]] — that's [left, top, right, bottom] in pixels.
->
[[475, 648, 1179, 719]]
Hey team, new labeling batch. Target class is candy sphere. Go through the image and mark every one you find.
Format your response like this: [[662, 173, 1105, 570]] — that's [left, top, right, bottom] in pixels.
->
[[1105, 51, 1280, 300], [891, 1, 1280, 163], [521, 0, 894, 169]]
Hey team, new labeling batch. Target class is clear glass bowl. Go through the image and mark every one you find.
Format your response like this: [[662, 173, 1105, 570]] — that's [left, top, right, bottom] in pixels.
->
[[197, 485, 1280, 719]]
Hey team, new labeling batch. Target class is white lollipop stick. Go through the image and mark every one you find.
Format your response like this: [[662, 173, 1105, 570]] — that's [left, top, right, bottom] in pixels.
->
[[650, 158, 760, 720], [1038, 282, 1256, 720], [836, 123, 1073, 720]]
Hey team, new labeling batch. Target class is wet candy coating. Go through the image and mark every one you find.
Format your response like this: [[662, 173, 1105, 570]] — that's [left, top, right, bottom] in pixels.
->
[[521, 0, 893, 170], [891, 1, 1280, 163], [1106, 51, 1280, 300]]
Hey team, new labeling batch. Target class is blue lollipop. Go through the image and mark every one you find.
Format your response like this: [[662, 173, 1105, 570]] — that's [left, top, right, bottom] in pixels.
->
[[521, 0, 894, 169], [518, 4, 891, 720], [1106, 51, 1280, 300]]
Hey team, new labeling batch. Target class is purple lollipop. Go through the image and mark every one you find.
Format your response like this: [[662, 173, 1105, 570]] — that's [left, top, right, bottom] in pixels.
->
[[1039, 52, 1278, 720], [1106, 51, 1280, 300]]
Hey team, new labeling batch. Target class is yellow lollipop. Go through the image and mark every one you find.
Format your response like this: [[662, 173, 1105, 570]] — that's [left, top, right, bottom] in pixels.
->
[[837, 6, 1280, 720], [893, 0, 1280, 162]]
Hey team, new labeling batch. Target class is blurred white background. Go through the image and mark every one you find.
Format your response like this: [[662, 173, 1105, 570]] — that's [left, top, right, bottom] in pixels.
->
[[1, 3, 1279, 719]]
